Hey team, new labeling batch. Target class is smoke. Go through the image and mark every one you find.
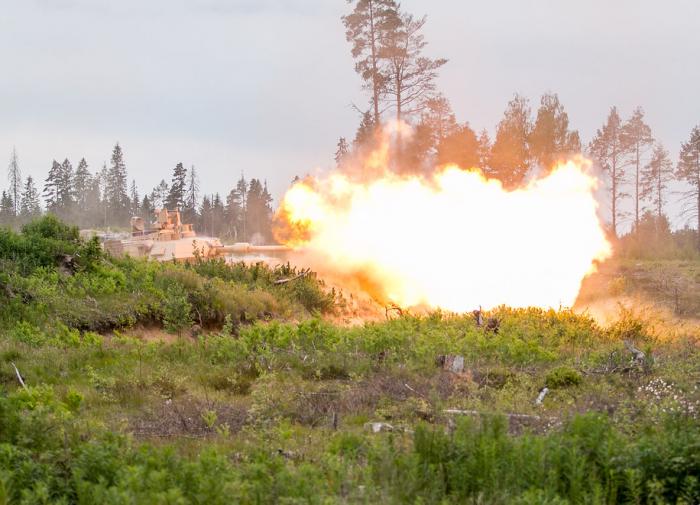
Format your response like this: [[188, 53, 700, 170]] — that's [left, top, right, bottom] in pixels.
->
[[274, 124, 612, 312]]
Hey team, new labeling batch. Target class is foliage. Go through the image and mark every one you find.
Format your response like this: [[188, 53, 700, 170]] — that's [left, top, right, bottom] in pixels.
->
[[0, 217, 336, 337], [545, 366, 582, 389]]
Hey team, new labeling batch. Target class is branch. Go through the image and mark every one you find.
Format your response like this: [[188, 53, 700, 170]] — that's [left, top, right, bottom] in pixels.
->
[[10, 362, 28, 391], [273, 270, 310, 285]]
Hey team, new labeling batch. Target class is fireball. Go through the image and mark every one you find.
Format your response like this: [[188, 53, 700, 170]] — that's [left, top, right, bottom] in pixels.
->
[[275, 151, 611, 312]]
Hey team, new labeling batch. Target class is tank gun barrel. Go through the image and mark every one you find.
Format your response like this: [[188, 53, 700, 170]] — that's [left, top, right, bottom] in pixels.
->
[[216, 243, 292, 255]]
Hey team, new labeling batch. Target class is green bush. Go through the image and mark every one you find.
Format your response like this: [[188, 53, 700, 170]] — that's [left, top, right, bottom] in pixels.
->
[[545, 366, 583, 389]]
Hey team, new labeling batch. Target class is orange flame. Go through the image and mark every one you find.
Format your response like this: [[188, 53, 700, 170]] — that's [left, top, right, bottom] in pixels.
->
[[275, 150, 612, 312]]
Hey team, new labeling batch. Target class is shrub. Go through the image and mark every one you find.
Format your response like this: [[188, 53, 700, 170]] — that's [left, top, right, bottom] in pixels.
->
[[545, 366, 583, 389], [162, 285, 194, 335]]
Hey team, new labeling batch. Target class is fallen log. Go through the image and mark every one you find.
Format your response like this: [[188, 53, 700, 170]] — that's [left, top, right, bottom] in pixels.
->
[[443, 408, 559, 423], [273, 270, 310, 285]]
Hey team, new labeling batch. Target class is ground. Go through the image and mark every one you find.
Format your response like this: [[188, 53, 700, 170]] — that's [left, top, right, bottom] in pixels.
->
[[0, 242, 699, 503]]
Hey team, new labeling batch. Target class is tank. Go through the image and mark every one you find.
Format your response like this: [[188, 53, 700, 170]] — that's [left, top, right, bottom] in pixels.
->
[[103, 209, 289, 262]]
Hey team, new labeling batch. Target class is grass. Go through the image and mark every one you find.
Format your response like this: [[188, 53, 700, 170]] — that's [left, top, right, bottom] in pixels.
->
[[0, 216, 699, 503]]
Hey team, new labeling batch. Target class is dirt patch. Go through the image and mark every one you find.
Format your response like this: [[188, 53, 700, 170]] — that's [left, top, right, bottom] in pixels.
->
[[129, 395, 248, 438]]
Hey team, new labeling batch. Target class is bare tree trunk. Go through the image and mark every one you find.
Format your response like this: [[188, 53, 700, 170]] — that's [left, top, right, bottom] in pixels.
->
[[368, 0, 380, 126], [657, 169, 662, 219], [635, 144, 640, 228], [611, 158, 617, 238]]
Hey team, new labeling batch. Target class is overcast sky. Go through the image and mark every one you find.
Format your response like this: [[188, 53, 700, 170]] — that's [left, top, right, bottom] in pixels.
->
[[1, 0, 698, 228]]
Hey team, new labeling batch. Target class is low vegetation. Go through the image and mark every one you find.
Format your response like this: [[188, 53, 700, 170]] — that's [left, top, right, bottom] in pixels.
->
[[0, 217, 698, 504]]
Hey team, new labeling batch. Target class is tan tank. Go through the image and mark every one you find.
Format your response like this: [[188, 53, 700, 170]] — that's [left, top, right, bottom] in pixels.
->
[[103, 209, 289, 262]]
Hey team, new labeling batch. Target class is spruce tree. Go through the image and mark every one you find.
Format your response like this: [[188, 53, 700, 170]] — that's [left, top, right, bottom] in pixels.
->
[[165, 162, 187, 210], [150, 179, 169, 209], [43, 160, 61, 214], [106, 143, 129, 224], [529, 93, 581, 171], [236, 174, 248, 239], [335, 138, 350, 167], [129, 179, 140, 217], [141, 195, 154, 220], [73, 158, 91, 214], [245, 179, 273, 242], [200, 195, 213, 236], [354, 110, 378, 148], [225, 182, 245, 240], [85, 175, 102, 227], [184, 166, 199, 223], [7, 147, 21, 216], [489, 94, 532, 188], [57, 158, 75, 217], [0, 191, 14, 226], [212, 193, 225, 237], [20, 176, 41, 221]]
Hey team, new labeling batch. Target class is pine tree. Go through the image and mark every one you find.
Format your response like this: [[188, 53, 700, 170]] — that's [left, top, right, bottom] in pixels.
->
[[382, 12, 447, 123], [342, 0, 401, 125], [7, 147, 21, 216], [621, 107, 654, 229], [43, 160, 61, 214], [106, 143, 129, 224], [676, 125, 700, 251], [641, 143, 674, 220], [335, 138, 350, 167], [589, 107, 629, 237], [165, 162, 187, 210], [489, 94, 532, 188], [528, 93, 581, 171], [20, 176, 41, 220]]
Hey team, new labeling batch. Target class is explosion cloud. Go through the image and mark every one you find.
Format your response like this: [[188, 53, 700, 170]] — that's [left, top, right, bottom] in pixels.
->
[[275, 139, 612, 312]]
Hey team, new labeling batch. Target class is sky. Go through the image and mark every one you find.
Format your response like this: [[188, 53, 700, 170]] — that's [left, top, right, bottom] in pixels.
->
[[1, 0, 698, 229]]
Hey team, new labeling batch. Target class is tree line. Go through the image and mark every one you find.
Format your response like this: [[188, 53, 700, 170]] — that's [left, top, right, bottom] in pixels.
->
[[339, 0, 700, 250], [0, 143, 274, 242]]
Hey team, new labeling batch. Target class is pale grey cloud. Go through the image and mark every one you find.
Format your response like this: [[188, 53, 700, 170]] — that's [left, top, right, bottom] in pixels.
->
[[1, 0, 698, 228]]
